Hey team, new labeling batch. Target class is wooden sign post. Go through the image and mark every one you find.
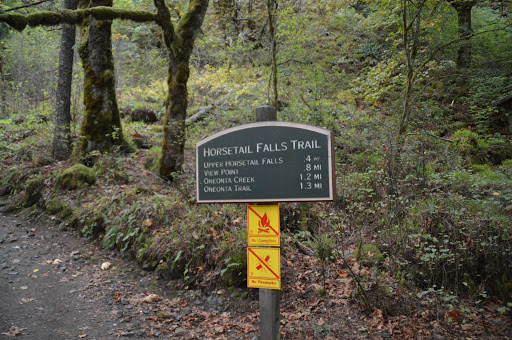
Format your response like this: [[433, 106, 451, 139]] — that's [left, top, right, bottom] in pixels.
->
[[196, 105, 335, 340], [255, 106, 280, 340]]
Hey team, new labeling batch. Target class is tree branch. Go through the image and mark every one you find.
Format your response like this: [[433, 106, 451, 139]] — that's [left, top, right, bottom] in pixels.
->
[[153, 0, 177, 50], [176, 0, 208, 54], [0, 7, 156, 31], [185, 91, 233, 126], [3, 0, 53, 13]]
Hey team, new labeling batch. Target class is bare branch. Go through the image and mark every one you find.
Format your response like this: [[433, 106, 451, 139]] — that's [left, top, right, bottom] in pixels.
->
[[4, 0, 53, 13]]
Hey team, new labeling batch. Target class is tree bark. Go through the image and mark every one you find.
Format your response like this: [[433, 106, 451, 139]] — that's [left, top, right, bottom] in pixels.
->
[[267, 0, 278, 109], [448, 0, 477, 69], [399, 0, 424, 135], [154, 0, 209, 180], [52, 0, 78, 160], [71, 0, 131, 162], [0, 42, 6, 119]]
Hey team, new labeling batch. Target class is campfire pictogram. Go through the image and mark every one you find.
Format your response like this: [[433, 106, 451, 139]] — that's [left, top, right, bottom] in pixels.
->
[[258, 213, 271, 233]]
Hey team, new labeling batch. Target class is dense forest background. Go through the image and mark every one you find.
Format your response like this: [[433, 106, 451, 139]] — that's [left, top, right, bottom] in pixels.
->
[[1, 0, 512, 337]]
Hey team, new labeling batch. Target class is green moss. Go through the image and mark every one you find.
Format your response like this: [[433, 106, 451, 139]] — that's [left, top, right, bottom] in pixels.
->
[[452, 129, 487, 165], [46, 197, 69, 215], [56, 164, 96, 190], [22, 175, 44, 207], [0, 13, 28, 31], [32, 153, 53, 167], [26, 11, 63, 27], [356, 243, 384, 266]]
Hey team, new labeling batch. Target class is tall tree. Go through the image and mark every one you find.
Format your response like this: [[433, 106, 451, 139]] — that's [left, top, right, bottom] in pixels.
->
[[0, 39, 6, 119], [52, 0, 78, 160], [266, 0, 277, 109], [0, 15, 9, 119], [154, 0, 209, 180], [447, 0, 478, 68], [71, 0, 132, 162], [399, 0, 427, 135]]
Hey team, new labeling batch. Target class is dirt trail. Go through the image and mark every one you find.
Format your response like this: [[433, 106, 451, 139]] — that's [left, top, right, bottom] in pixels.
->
[[0, 206, 167, 339]]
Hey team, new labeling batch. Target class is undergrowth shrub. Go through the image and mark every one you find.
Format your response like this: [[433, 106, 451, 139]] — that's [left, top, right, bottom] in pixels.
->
[[388, 194, 512, 302]]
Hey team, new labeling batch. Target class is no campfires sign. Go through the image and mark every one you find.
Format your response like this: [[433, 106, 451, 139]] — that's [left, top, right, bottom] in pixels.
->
[[248, 205, 280, 247]]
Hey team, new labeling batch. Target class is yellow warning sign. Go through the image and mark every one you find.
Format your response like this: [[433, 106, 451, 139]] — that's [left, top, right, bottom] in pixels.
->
[[248, 205, 280, 247], [247, 247, 280, 290]]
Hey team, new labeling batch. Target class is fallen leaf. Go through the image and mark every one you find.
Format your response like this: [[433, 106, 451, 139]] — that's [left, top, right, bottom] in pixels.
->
[[446, 309, 463, 324], [2, 326, 24, 336], [101, 262, 112, 270], [338, 269, 349, 278], [461, 324, 473, 331], [33, 269, 39, 273], [144, 294, 162, 303]]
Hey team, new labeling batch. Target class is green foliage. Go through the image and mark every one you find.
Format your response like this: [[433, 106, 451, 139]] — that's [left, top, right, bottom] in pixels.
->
[[388, 184, 512, 301]]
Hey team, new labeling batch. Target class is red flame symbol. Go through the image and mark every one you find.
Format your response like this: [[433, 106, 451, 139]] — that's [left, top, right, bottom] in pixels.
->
[[259, 213, 270, 228], [258, 213, 271, 233]]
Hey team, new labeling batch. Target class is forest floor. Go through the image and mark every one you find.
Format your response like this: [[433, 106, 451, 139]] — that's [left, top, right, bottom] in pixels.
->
[[1, 196, 511, 339]]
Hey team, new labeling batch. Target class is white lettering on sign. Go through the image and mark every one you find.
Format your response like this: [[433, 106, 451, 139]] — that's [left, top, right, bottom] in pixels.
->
[[202, 140, 323, 158], [204, 177, 232, 185], [203, 145, 254, 157], [261, 157, 283, 165], [204, 186, 233, 192], [290, 139, 321, 150], [256, 142, 288, 153], [224, 159, 260, 167]]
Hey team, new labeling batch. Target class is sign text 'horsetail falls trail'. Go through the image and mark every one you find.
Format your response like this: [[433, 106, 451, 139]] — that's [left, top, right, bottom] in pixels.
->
[[196, 122, 335, 203]]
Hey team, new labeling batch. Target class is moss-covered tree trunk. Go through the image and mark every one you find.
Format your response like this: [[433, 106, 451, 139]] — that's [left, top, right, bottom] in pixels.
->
[[159, 56, 189, 178], [154, 0, 209, 179], [448, 0, 477, 69], [0, 23, 8, 119], [72, 0, 131, 162], [0, 43, 6, 119], [52, 0, 78, 160]]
